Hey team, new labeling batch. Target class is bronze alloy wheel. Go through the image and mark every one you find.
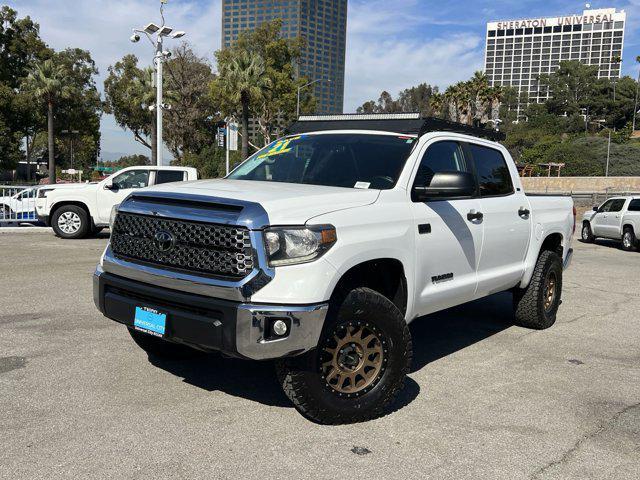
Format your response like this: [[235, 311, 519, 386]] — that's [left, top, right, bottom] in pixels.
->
[[544, 272, 557, 311], [319, 322, 387, 398]]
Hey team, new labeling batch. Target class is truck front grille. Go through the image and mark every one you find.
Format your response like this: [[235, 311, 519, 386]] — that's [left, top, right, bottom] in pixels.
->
[[110, 212, 254, 279]]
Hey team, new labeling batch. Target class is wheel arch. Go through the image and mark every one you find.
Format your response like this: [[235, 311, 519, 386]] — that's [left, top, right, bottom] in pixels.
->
[[540, 232, 564, 257], [329, 258, 408, 317], [50, 201, 94, 227], [520, 230, 565, 289]]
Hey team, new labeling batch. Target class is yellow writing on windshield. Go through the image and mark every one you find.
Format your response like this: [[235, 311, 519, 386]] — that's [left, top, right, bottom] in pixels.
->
[[257, 137, 300, 159]]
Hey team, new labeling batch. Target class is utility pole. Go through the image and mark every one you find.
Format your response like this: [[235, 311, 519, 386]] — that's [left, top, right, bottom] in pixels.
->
[[130, 0, 185, 166]]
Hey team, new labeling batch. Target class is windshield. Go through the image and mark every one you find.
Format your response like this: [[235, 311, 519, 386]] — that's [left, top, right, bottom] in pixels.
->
[[228, 133, 417, 189]]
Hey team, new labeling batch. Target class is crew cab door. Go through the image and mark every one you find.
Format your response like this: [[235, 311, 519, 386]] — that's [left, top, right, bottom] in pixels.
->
[[468, 142, 531, 296], [96, 169, 150, 223], [591, 199, 623, 238], [409, 140, 483, 316], [602, 198, 626, 238]]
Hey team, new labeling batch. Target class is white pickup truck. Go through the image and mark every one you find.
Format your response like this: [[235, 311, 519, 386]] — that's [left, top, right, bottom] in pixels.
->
[[581, 196, 640, 251], [93, 114, 575, 424], [36, 165, 197, 239]]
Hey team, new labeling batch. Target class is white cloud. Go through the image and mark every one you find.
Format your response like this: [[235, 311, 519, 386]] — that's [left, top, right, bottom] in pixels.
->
[[9, 0, 486, 153], [344, 0, 485, 111]]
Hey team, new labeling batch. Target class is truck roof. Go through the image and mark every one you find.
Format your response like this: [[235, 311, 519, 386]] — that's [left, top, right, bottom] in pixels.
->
[[286, 113, 506, 142]]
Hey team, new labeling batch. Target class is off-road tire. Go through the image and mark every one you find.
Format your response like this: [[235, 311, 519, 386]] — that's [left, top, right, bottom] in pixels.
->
[[581, 222, 594, 243], [276, 287, 412, 425], [513, 250, 563, 329], [621, 227, 637, 252], [127, 327, 200, 360], [51, 205, 90, 239]]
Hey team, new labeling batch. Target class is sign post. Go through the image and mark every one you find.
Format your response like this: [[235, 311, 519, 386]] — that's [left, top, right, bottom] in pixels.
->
[[225, 121, 238, 175]]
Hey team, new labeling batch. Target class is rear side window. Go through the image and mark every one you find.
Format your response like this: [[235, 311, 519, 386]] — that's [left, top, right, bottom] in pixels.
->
[[468, 144, 514, 197], [413, 141, 470, 191], [628, 199, 640, 212], [156, 170, 185, 185], [609, 199, 625, 212]]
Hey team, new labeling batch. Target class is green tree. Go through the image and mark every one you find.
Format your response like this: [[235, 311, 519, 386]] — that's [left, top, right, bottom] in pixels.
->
[[211, 20, 311, 152], [211, 49, 271, 159], [24, 58, 71, 183], [104, 55, 158, 163], [0, 6, 50, 173], [54, 48, 102, 170], [163, 44, 217, 160], [537, 61, 600, 116]]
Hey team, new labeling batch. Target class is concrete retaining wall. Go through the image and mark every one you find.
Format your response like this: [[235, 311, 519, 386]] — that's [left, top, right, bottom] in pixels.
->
[[521, 176, 640, 193]]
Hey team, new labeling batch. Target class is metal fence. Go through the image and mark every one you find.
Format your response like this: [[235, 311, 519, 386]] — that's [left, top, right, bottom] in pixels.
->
[[0, 185, 39, 225]]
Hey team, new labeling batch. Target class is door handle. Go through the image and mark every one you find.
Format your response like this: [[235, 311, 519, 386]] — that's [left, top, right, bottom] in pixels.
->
[[518, 207, 530, 217], [467, 210, 483, 222]]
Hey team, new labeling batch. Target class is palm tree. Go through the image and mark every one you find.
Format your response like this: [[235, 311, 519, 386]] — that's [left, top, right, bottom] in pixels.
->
[[429, 92, 444, 118], [216, 50, 271, 160], [25, 59, 70, 184]]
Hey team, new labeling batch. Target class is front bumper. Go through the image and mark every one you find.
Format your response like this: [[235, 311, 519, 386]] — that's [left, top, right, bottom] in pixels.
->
[[93, 267, 328, 360]]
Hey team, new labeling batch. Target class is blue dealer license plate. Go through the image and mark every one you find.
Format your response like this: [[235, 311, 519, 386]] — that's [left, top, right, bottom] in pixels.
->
[[134, 306, 167, 337]]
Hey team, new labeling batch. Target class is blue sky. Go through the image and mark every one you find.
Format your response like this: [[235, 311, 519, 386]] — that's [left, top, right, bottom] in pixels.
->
[[8, 0, 640, 158]]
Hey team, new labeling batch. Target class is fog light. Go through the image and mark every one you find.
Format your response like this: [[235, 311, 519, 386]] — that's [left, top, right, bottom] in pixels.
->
[[272, 319, 288, 336]]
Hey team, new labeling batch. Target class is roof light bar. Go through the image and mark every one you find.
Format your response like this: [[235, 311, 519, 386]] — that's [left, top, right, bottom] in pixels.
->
[[298, 113, 421, 122]]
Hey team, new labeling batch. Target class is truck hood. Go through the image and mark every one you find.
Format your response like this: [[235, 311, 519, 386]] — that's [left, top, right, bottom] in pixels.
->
[[145, 179, 380, 225]]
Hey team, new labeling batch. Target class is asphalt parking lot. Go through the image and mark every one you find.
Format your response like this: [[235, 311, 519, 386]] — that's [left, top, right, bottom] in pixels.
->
[[1, 231, 639, 479]]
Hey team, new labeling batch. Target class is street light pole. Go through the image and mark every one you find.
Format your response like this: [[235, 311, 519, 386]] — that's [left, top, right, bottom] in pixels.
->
[[297, 78, 330, 117], [131, 1, 185, 166], [155, 36, 163, 167]]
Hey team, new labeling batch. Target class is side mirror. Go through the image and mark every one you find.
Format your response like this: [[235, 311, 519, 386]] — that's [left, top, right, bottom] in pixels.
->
[[593, 206, 598, 212], [103, 179, 116, 190], [412, 171, 476, 202]]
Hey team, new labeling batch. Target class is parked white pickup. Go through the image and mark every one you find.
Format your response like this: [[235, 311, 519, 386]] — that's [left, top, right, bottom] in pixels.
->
[[581, 196, 640, 251], [94, 115, 576, 424], [36, 165, 197, 238]]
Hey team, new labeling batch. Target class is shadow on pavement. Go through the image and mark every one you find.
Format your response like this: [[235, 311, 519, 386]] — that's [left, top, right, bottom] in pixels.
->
[[592, 238, 626, 251], [150, 354, 291, 407], [148, 291, 515, 414], [409, 291, 514, 373]]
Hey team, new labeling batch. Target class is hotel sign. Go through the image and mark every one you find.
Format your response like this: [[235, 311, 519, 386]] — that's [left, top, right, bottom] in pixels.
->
[[496, 13, 614, 30]]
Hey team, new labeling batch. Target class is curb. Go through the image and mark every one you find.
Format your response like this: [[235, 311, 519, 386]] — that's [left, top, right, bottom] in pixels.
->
[[0, 226, 51, 234]]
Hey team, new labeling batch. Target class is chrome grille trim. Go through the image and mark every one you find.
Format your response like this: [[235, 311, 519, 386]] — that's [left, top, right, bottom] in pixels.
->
[[111, 213, 254, 279], [102, 191, 275, 301]]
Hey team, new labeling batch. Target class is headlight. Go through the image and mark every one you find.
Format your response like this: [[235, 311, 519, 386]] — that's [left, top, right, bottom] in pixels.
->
[[263, 225, 337, 266], [109, 205, 119, 230], [37, 188, 53, 198]]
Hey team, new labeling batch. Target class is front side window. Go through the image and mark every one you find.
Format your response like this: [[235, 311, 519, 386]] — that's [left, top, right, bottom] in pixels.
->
[[228, 133, 417, 190], [598, 200, 614, 212], [609, 199, 626, 212], [412, 141, 470, 193], [112, 170, 150, 190], [469, 143, 514, 196]]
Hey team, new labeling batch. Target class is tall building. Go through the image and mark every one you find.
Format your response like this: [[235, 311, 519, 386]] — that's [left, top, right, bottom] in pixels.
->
[[484, 8, 626, 112], [222, 0, 347, 114]]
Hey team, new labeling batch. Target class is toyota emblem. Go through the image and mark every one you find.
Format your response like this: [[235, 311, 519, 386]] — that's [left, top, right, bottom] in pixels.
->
[[153, 230, 175, 252]]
